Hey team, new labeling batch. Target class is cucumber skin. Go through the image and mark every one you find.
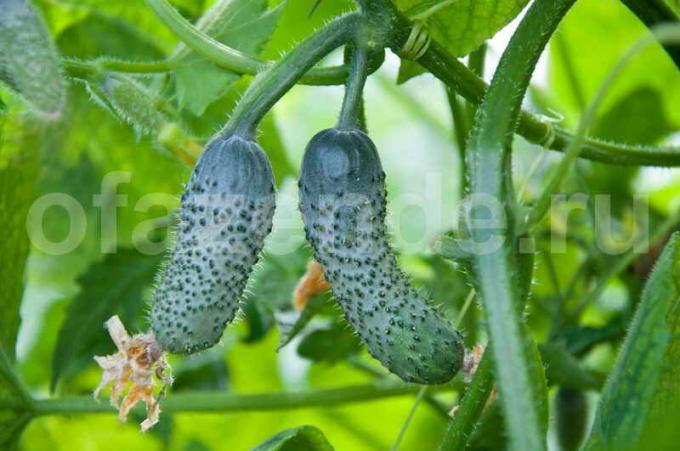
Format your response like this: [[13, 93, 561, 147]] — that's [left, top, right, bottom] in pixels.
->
[[299, 127, 464, 384], [151, 134, 275, 354]]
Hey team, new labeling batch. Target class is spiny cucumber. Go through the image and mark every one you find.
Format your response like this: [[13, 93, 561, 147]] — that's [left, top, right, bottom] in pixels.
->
[[298, 127, 464, 384], [151, 134, 275, 354], [0, 0, 66, 118]]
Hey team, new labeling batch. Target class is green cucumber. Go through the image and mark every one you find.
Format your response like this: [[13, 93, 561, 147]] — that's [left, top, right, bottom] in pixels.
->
[[298, 127, 464, 384], [151, 134, 275, 354], [0, 0, 66, 117]]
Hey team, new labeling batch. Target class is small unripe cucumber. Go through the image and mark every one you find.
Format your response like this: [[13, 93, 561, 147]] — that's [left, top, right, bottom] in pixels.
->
[[299, 128, 464, 384], [0, 0, 65, 117], [151, 134, 275, 354]]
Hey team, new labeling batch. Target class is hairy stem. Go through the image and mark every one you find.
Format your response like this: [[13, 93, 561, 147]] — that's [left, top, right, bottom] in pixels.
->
[[462, 1, 576, 449], [338, 39, 371, 129], [222, 13, 358, 137], [144, 0, 349, 85]]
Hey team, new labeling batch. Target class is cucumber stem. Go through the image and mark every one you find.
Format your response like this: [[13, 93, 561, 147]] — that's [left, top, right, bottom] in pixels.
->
[[223, 13, 359, 138], [338, 40, 370, 129]]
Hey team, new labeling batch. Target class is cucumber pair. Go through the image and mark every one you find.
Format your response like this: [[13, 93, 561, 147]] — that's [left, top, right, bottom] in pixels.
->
[[151, 127, 464, 384]]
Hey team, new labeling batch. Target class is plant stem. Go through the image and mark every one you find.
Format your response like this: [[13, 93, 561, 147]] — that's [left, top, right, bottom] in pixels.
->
[[222, 14, 358, 137], [3, 381, 452, 417], [462, 1, 575, 449], [144, 0, 350, 86], [338, 40, 370, 129]]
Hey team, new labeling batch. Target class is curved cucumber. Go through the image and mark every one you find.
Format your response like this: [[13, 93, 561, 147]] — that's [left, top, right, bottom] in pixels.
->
[[151, 134, 275, 354], [299, 127, 464, 384]]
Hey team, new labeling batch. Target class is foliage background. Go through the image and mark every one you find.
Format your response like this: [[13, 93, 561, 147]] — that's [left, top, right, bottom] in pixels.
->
[[1, 0, 680, 449]]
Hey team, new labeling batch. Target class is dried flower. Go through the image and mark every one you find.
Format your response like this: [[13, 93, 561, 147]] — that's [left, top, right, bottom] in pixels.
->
[[94, 316, 173, 431]]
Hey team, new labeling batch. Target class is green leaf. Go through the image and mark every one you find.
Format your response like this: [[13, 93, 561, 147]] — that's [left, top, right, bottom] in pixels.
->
[[394, 0, 530, 56], [252, 425, 334, 451], [174, 60, 239, 116], [297, 324, 361, 363], [50, 248, 162, 391], [584, 233, 680, 450], [173, 0, 283, 115]]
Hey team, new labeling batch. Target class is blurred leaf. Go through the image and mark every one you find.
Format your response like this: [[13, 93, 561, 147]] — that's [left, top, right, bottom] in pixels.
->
[[50, 248, 162, 391], [262, 0, 354, 59], [549, 0, 680, 127], [0, 0, 66, 117], [539, 342, 599, 390], [172, 349, 228, 392], [276, 294, 329, 349], [580, 86, 676, 214], [584, 233, 680, 450], [252, 425, 334, 451], [173, 0, 283, 115], [0, 119, 39, 361], [297, 324, 360, 363], [394, 0, 529, 57], [56, 13, 164, 59]]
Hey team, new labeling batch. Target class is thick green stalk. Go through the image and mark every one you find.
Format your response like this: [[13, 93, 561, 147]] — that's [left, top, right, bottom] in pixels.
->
[[462, 1, 575, 450], [2, 381, 451, 416], [145, 0, 348, 85], [222, 13, 358, 137]]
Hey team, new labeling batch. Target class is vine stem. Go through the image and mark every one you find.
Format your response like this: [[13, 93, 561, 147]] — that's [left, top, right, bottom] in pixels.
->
[[462, 1, 576, 450], [144, 0, 349, 86], [223, 13, 359, 137], [1, 381, 453, 416]]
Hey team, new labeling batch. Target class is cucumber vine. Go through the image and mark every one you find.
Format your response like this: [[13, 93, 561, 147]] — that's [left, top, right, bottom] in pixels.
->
[[3, 0, 680, 449]]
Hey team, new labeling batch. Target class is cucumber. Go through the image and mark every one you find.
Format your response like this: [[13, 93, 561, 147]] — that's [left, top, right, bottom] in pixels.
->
[[298, 127, 464, 384], [151, 134, 275, 354], [0, 0, 66, 117]]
